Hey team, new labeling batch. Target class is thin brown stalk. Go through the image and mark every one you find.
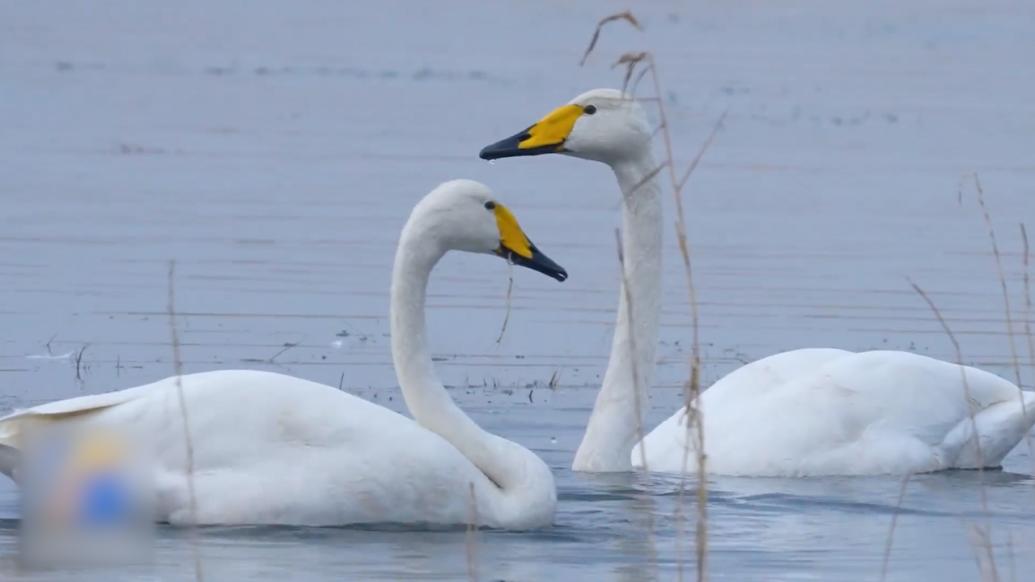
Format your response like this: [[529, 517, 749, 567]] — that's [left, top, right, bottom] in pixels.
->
[[972, 175, 1033, 472], [1006, 530, 1017, 582], [168, 260, 204, 582], [579, 11, 641, 66], [74, 344, 88, 382], [1021, 224, 1034, 390], [669, 110, 726, 582], [643, 57, 715, 582], [630, 161, 668, 194], [879, 473, 912, 582], [676, 112, 728, 193], [615, 229, 650, 470], [910, 279, 1001, 577], [973, 175, 1024, 385], [613, 227, 659, 573], [496, 264, 514, 344], [580, 12, 714, 580], [909, 279, 988, 502], [465, 483, 480, 582], [630, 65, 652, 97], [612, 51, 648, 93], [968, 524, 1000, 582]]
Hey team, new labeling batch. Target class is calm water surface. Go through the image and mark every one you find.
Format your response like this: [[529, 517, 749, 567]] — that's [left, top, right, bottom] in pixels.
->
[[2, 0, 1035, 580]]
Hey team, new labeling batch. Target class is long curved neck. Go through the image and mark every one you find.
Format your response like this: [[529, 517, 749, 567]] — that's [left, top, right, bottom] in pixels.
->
[[390, 224, 555, 526], [573, 149, 663, 472]]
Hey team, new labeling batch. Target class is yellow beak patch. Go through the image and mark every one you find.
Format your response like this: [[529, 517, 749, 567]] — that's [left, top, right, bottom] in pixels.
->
[[494, 203, 533, 259], [518, 104, 584, 150]]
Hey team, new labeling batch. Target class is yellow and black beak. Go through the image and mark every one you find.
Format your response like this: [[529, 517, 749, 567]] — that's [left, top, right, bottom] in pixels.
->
[[492, 203, 568, 282], [480, 104, 583, 160], [496, 243, 567, 282]]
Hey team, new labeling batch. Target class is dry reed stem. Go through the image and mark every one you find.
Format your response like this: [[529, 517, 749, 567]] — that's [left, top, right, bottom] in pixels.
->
[[973, 175, 1023, 389], [630, 65, 653, 98], [614, 228, 659, 571], [465, 482, 480, 582], [669, 109, 725, 582], [910, 278, 1000, 578], [908, 279, 989, 509], [1006, 530, 1017, 582], [168, 260, 204, 582], [974, 177, 1027, 383], [968, 524, 1000, 582], [73, 344, 88, 382], [613, 51, 649, 92], [614, 229, 650, 471], [639, 55, 713, 582], [496, 264, 515, 344], [971, 175, 1034, 475], [676, 112, 728, 194], [629, 160, 668, 194], [879, 473, 912, 582], [579, 11, 641, 66], [581, 12, 714, 580], [1021, 224, 1034, 390]]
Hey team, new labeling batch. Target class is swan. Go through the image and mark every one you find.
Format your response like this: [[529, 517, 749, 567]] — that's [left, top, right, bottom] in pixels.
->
[[480, 88, 1035, 476], [0, 179, 566, 526]]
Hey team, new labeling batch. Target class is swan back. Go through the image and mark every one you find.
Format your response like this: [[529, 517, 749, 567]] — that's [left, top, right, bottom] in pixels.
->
[[635, 350, 1035, 476]]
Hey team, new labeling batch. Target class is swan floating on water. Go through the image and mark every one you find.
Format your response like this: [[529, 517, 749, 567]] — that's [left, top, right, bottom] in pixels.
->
[[481, 88, 1035, 476], [0, 179, 565, 527]]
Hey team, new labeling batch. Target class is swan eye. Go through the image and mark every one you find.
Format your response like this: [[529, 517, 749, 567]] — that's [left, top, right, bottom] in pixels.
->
[[484, 201, 496, 210], [584, 104, 597, 115]]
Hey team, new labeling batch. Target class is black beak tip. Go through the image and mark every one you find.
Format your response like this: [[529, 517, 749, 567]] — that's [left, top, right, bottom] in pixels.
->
[[532, 249, 568, 283], [478, 144, 502, 160], [479, 137, 521, 160], [500, 247, 569, 283], [479, 128, 540, 160]]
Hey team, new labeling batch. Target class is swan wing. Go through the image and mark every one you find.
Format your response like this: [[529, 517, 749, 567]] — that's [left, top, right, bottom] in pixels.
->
[[0, 371, 505, 526], [0, 380, 159, 448], [636, 350, 1035, 475], [634, 348, 852, 470]]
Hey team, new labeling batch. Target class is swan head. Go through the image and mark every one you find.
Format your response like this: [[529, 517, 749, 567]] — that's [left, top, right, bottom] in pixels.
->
[[479, 88, 650, 164], [414, 180, 568, 282]]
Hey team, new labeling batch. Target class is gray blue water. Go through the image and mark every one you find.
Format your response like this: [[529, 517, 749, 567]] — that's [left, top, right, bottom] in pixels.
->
[[2, 0, 1035, 580]]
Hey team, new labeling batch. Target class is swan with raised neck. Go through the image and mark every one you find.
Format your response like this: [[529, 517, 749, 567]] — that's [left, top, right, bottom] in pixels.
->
[[482, 89, 662, 471], [481, 89, 1035, 477]]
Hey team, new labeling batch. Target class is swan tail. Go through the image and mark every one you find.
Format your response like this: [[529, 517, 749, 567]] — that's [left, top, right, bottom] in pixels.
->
[[0, 418, 21, 481], [0, 444, 19, 482], [0, 384, 150, 482], [950, 391, 1035, 469]]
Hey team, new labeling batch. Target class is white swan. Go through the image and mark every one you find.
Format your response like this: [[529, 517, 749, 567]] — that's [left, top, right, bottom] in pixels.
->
[[0, 179, 565, 526], [480, 89, 1035, 476]]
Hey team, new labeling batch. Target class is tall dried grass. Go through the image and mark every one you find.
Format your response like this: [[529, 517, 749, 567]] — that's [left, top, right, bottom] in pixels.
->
[[614, 227, 659, 571], [1020, 223, 1034, 390], [879, 473, 912, 582], [581, 11, 721, 581], [578, 11, 1029, 582], [167, 260, 204, 582], [465, 483, 480, 582]]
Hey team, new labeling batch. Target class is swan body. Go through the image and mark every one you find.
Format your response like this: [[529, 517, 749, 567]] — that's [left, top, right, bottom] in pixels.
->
[[1, 371, 540, 525], [634, 349, 1035, 476], [0, 179, 565, 526], [481, 89, 1035, 476]]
